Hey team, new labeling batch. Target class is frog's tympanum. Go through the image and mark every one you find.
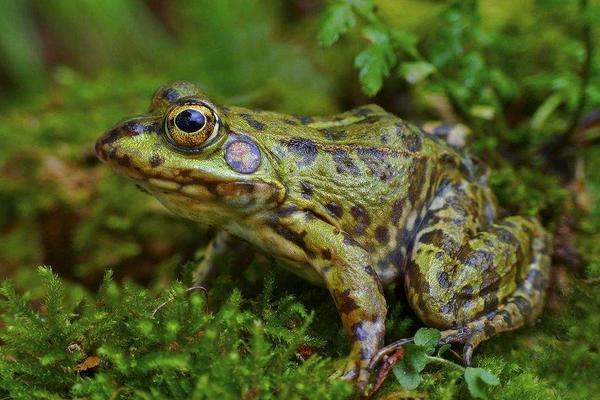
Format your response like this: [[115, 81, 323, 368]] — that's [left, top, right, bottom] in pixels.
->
[[96, 81, 551, 390]]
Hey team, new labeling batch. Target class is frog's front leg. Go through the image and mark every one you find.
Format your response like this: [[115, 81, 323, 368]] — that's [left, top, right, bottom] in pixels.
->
[[192, 230, 253, 286], [265, 209, 387, 389]]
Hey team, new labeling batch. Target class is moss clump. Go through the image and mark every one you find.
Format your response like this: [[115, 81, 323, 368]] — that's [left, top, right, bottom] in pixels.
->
[[0, 268, 352, 399]]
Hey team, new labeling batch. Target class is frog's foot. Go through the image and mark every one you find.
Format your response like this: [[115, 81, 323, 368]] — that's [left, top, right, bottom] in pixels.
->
[[330, 356, 371, 393]]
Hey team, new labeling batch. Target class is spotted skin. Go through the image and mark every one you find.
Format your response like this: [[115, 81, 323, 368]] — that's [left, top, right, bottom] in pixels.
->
[[96, 81, 551, 392]]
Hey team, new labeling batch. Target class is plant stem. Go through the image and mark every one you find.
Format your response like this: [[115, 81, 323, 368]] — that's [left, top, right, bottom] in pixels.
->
[[426, 355, 466, 372]]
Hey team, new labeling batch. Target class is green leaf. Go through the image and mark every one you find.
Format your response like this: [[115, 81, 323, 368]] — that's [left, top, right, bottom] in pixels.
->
[[393, 363, 422, 390], [399, 61, 436, 84], [354, 26, 396, 96], [437, 343, 451, 357], [464, 367, 500, 399], [469, 105, 496, 120], [530, 93, 563, 130], [413, 328, 441, 354], [393, 344, 429, 390], [391, 29, 418, 57], [318, 2, 356, 47]]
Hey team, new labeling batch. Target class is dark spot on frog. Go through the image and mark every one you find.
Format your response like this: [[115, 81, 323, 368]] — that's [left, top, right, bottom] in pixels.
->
[[391, 199, 404, 224], [300, 181, 314, 199], [525, 269, 546, 292], [463, 250, 494, 271], [149, 154, 163, 167], [116, 154, 133, 168], [325, 202, 343, 218], [495, 228, 519, 246], [437, 271, 452, 289], [322, 129, 348, 140], [407, 160, 427, 204], [357, 148, 392, 181], [418, 230, 461, 255], [483, 294, 499, 311], [99, 128, 120, 148], [461, 285, 474, 297], [331, 149, 361, 175], [284, 137, 318, 167], [268, 222, 315, 258], [439, 303, 454, 315], [275, 205, 298, 218], [283, 119, 298, 126], [375, 226, 389, 244], [380, 133, 388, 144], [321, 248, 332, 260], [220, 106, 230, 115], [335, 289, 359, 314], [350, 205, 370, 235], [511, 296, 533, 316], [240, 113, 265, 130]]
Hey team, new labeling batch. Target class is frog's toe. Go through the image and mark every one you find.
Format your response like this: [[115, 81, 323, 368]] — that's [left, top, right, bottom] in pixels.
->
[[330, 357, 370, 392]]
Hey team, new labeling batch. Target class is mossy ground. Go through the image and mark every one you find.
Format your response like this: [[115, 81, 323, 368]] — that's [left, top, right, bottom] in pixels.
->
[[1, 1, 599, 399]]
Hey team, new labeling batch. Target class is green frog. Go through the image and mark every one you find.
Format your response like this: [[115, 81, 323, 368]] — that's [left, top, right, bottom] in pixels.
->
[[96, 81, 551, 390]]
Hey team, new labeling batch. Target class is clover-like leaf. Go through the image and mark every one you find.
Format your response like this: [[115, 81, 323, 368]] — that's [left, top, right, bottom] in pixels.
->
[[393, 362, 422, 390], [413, 327, 441, 354], [464, 367, 500, 399], [393, 343, 429, 390]]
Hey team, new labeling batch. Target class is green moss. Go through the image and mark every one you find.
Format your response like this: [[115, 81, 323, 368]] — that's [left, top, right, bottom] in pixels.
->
[[0, 268, 352, 399]]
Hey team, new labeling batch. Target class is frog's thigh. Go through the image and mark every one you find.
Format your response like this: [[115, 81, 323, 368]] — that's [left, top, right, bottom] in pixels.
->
[[406, 182, 550, 336], [268, 211, 387, 383], [192, 230, 253, 286]]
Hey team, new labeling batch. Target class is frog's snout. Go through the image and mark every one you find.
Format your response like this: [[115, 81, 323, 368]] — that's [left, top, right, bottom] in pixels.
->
[[95, 117, 160, 163]]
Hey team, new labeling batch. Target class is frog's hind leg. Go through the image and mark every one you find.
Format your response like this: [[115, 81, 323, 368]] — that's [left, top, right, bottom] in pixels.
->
[[400, 181, 551, 365], [437, 226, 551, 364]]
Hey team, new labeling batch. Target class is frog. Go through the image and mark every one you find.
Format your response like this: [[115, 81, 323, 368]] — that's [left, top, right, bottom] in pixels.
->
[[95, 81, 551, 391]]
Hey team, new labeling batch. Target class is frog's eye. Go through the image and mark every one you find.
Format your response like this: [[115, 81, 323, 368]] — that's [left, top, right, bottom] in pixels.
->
[[164, 103, 220, 152]]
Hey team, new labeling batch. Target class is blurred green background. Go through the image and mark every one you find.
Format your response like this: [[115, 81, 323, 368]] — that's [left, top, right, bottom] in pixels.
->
[[0, 0, 599, 398]]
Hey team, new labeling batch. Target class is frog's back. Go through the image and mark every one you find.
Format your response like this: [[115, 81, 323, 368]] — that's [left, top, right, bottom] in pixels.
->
[[267, 105, 473, 281]]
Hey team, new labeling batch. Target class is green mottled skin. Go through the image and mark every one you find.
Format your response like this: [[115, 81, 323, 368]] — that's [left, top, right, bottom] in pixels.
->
[[96, 82, 551, 389]]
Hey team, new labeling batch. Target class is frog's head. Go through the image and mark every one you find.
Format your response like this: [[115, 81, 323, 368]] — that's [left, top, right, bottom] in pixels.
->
[[95, 81, 286, 225]]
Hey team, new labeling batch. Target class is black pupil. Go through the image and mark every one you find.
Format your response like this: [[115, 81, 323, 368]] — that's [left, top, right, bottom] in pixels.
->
[[175, 109, 206, 133]]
